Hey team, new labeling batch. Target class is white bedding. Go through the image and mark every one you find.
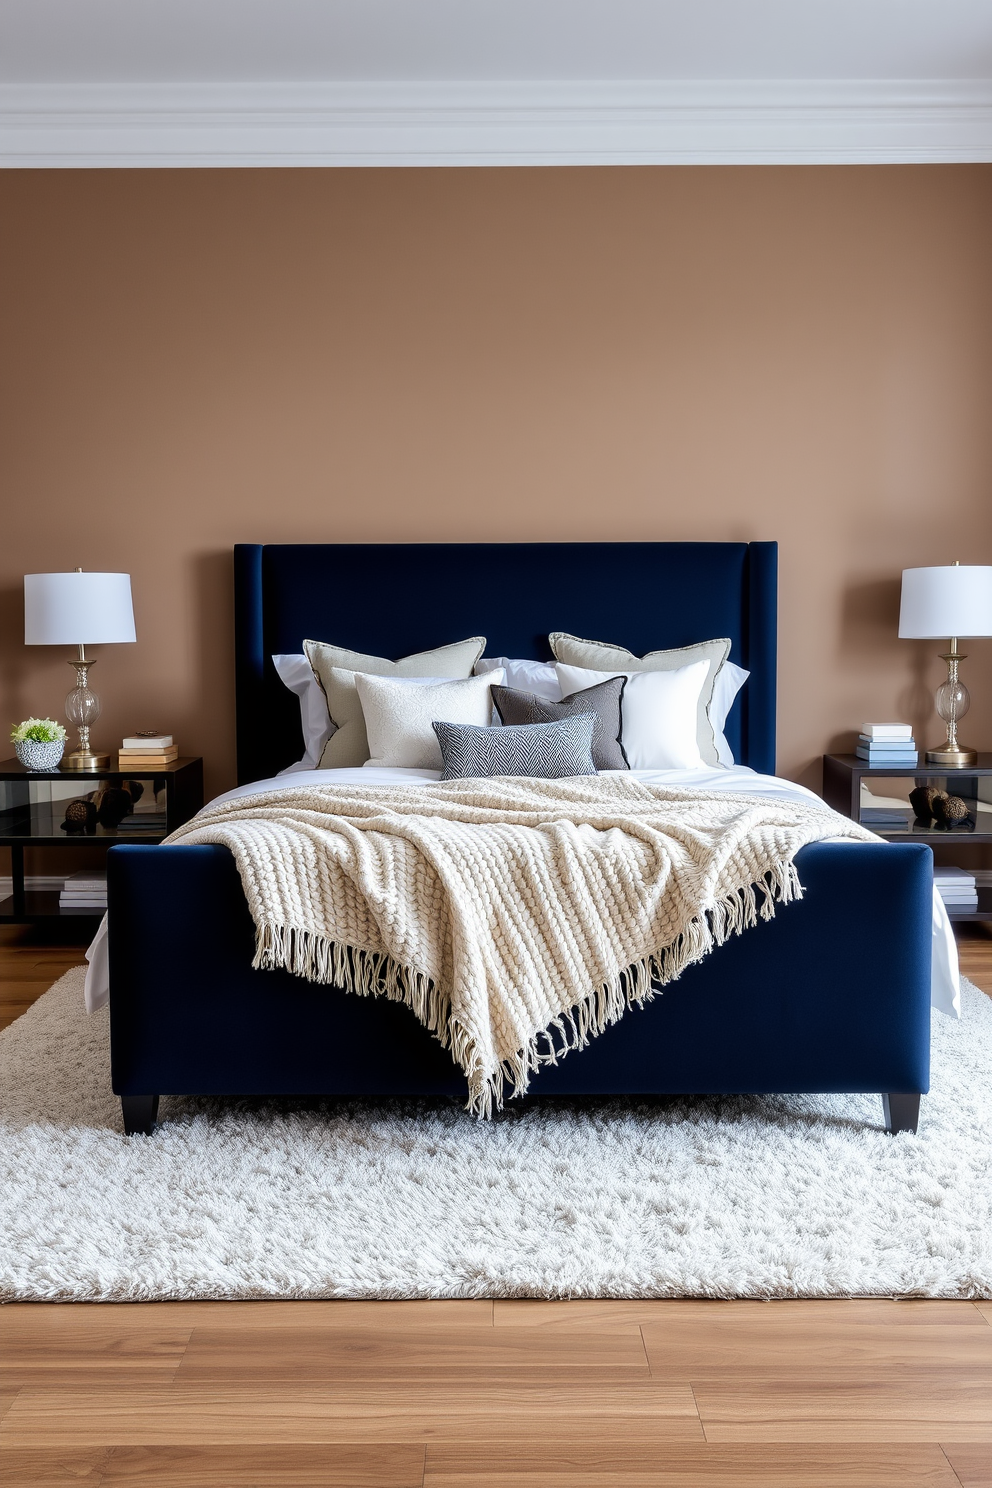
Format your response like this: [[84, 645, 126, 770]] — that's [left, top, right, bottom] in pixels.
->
[[84, 764, 960, 1019]]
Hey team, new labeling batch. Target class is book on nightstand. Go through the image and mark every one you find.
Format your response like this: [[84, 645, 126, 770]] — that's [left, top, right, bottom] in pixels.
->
[[122, 734, 173, 750]]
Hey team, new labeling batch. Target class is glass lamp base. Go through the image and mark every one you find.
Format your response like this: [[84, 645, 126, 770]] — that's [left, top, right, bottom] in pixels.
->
[[63, 749, 110, 770], [925, 743, 977, 767]]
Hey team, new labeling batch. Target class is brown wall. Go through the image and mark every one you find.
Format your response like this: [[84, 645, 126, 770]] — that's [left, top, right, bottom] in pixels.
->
[[3, 164, 992, 820]]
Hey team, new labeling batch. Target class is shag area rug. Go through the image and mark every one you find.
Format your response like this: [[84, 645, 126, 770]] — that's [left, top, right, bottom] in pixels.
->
[[2, 969, 990, 1302]]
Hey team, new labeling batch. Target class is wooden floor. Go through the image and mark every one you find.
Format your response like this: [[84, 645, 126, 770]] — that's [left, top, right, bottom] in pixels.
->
[[2, 924, 992, 1488]]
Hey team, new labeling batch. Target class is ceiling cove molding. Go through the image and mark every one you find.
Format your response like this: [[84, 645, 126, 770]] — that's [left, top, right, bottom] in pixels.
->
[[2, 79, 992, 167]]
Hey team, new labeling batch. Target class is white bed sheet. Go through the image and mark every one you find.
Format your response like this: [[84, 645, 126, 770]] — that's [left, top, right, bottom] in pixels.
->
[[84, 764, 960, 1019]]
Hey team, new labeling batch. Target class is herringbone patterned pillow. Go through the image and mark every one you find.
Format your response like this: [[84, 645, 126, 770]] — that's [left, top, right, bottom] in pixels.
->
[[433, 715, 597, 781]]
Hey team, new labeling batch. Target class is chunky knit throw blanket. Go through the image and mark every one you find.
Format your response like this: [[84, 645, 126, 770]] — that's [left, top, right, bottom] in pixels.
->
[[167, 776, 875, 1115]]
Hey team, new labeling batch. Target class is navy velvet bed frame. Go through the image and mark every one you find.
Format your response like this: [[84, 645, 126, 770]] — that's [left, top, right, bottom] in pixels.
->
[[108, 541, 931, 1136]]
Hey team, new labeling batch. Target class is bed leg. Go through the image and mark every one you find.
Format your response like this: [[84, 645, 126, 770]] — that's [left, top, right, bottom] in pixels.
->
[[121, 1095, 160, 1136], [882, 1093, 920, 1135]]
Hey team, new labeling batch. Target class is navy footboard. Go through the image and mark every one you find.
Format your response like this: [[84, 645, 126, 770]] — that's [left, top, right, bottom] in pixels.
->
[[107, 839, 932, 1131]]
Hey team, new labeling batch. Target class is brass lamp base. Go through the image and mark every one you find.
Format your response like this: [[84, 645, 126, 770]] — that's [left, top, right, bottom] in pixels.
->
[[63, 749, 110, 770], [925, 744, 977, 768]]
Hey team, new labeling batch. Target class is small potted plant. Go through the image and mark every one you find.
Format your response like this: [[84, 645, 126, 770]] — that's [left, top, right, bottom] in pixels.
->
[[11, 717, 67, 771]]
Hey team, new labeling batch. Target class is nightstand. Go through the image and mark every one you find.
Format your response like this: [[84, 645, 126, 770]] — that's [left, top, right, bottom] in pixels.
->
[[0, 757, 203, 925], [822, 752, 992, 923]]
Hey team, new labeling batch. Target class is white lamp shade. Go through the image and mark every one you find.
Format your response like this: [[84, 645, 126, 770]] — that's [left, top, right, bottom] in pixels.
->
[[24, 571, 136, 645], [898, 565, 992, 640]]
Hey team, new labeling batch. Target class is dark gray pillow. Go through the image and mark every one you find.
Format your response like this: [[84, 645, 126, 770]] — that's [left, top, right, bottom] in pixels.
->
[[433, 715, 597, 781], [491, 676, 628, 771]]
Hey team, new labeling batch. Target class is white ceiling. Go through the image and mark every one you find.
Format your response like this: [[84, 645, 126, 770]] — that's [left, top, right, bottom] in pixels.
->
[[3, 0, 992, 84], [2, 0, 992, 165]]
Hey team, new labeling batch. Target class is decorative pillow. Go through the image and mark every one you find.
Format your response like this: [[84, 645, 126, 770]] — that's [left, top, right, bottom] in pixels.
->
[[272, 653, 336, 769], [549, 633, 731, 766], [354, 670, 503, 770], [474, 657, 561, 701], [556, 661, 708, 771], [492, 677, 627, 771], [304, 636, 486, 768], [711, 661, 750, 767], [434, 715, 597, 781]]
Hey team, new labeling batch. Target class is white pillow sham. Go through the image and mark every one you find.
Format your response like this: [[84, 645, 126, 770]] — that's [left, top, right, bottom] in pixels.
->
[[354, 669, 504, 770], [272, 653, 336, 770], [556, 661, 708, 770], [710, 661, 750, 768], [474, 657, 562, 701]]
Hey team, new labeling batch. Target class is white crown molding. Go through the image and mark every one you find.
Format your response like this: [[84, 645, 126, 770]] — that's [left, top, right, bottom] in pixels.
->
[[2, 78, 992, 167]]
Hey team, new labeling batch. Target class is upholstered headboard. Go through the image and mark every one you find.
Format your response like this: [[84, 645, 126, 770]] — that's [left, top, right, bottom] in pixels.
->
[[234, 542, 777, 785]]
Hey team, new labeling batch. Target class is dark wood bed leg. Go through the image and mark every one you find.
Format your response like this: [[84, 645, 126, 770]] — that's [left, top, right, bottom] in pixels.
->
[[121, 1095, 160, 1136], [882, 1093, 920, 1135]]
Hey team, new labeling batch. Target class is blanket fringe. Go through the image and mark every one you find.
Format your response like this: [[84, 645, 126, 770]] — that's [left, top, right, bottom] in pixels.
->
[[253, 859, 804, 1119]]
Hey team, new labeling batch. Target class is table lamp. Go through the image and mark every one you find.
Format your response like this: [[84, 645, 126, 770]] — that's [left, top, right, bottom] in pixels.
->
[[24, 569, 136, 769], [898, 562, 992, 767]]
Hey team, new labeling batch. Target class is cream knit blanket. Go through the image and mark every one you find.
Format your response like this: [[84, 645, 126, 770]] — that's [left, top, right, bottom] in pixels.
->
[[167, 775, 875, 1115]]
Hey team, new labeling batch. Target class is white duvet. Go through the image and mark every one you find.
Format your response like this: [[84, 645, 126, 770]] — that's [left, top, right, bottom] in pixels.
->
[[84, 764, 960, 1019]]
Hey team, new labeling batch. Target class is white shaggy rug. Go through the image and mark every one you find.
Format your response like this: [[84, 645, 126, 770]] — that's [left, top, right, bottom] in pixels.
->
[[2, 968, 991, 1302]]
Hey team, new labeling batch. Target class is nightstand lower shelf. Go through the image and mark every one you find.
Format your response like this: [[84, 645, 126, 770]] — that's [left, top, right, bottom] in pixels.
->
[[0, 891, 105, 923]]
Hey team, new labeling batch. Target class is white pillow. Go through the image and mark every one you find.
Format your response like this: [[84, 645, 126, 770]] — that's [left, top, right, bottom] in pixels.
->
[[556, 661, 708, 770], [272, 653, 336, 769], [474, 657, 562, 701], [354, 670, 504, 770], [710, 662, 750, 768]]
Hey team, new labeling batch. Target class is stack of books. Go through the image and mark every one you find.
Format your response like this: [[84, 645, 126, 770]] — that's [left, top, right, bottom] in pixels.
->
[[856, 723, 918, 767], [59, 870, 107, 912], [118, 733, 178, 769], [933, 866, 978, 913]]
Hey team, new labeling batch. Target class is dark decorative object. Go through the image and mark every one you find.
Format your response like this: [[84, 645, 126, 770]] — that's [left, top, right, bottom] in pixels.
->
[[933, 793, 971, 824], [61, 798, 97, 835], [91, 777, 146, 830], [96, 786, 134, 829], [909, 785, 944, 819]]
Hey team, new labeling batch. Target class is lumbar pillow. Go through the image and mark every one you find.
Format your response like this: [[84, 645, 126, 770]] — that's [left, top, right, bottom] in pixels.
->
[[556, 661, 708, 770], [474, 657, 562, 701], [304, 636, 486, 768], [354, 670, 502, 770], [433, 715, 597, 781], [549, 632, 730, 766], [491, 677, 627, 771]]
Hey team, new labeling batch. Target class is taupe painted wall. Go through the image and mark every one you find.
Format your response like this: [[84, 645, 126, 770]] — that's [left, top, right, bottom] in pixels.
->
[[3, 165, 992, 820]]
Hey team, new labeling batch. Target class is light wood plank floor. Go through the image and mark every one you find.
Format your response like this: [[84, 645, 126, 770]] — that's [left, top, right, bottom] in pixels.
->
[[2, 923, 991, 1488]]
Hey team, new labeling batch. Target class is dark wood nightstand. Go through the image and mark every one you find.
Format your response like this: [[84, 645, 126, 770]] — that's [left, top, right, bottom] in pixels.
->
[[0, 757, 203, 925], [823, 752, 992, 922]]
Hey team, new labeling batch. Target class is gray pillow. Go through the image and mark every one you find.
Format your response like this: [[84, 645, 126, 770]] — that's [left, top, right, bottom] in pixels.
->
[[433, 715, 597, 782], [491, 677, 628, 771]]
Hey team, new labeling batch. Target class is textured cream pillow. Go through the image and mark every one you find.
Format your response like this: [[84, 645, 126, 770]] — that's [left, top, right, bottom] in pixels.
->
[[304, 636, 486, 768], [355, 670, 504, 769], [548, 632, 731, 766]]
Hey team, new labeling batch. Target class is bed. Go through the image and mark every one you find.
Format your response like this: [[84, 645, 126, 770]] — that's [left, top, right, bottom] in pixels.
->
[[104, 541, 936, 1136]]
